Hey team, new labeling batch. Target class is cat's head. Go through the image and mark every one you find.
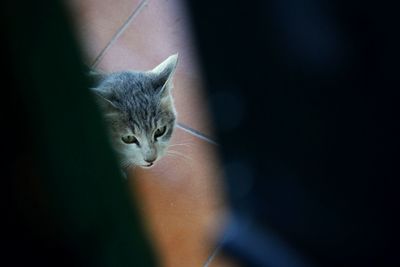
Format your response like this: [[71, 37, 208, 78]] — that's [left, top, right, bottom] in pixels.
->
[[91, 54, 178, 169]]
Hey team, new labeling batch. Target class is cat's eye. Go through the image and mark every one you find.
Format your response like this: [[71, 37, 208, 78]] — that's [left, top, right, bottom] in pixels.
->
[[121, 135, 138, 144], [154, 126, 167, 140]]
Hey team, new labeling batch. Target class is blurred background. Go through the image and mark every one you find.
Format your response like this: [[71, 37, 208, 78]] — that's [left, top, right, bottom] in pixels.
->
[[1, 0, 399, 266]]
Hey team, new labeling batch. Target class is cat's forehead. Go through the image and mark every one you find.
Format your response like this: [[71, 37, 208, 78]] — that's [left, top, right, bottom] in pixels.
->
[[102, 70, 176, 133], [107, 73, 164, 109], [109, 71, 154, 93], [126, 108, 175, 134]]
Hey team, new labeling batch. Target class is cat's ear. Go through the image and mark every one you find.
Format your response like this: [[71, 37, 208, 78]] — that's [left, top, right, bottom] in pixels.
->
[[150, 54, 178, 97], [90, 87, 118, 112]]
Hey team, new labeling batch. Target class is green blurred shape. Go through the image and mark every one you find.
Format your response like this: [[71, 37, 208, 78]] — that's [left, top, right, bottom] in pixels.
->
[[1, 0, 156, 266]]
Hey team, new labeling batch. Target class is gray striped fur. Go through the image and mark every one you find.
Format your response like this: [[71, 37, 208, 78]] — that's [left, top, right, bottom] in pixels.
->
[[91, 54, 178, 170]]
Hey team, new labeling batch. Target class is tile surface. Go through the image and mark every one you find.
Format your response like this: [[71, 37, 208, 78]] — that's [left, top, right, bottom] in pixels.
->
[[129, 128, 228, 267], [67, 0, 142, 64]]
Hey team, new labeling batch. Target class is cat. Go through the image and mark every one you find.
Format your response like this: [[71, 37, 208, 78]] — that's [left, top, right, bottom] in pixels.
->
[[90, 54, 178, 173]]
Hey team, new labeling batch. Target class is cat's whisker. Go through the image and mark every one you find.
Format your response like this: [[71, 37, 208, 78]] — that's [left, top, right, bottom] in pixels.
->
[[126, 163, 134, 171], [167, 149, 193, 162], [165, 152, 180, 159], [121, 163, 130, 169], [121, 160, 131, 168], [170, 142, 193, 146], [121, 160, 136, 172], [168, 142, 193, 148], [166, 152, 191, 165]]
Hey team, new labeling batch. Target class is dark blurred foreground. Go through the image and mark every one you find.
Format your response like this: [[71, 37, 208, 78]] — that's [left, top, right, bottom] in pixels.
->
[[1, 0, 155, 266], [186, 0, 400, 266], [1, 0, 399, 267]]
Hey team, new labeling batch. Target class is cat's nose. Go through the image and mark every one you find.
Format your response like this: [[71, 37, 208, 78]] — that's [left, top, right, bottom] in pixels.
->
[[144, 157, 156, 164]]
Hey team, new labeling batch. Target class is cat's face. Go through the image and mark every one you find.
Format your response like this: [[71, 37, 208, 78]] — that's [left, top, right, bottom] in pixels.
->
[[91, 54, 178, 169]]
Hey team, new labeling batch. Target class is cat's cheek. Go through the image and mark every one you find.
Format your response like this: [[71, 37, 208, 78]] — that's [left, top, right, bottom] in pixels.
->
[[116, 144, 140, 165], [157, 142, 170, 158]]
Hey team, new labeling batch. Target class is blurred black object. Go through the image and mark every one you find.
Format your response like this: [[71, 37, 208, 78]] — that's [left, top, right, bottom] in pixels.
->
[[186, 0, 399, 266], [1, 0, 155, 266]]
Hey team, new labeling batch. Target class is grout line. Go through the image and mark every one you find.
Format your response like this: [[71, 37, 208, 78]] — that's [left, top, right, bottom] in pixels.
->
[[203, 242, 223, 267], [90, 0, 149, 68], [202, 225, 235, 267], [176, 123, 218, 145]]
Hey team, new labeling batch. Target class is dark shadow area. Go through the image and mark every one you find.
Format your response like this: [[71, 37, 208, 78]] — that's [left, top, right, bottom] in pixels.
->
[[1, 0, 154, 266], [186, 0, 400, 266]]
